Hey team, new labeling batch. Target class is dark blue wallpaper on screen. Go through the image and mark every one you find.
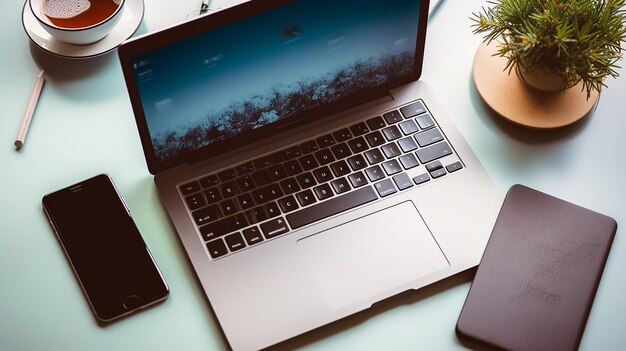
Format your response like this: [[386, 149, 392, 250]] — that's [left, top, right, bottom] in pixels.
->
[[132, 0, 422, 162]]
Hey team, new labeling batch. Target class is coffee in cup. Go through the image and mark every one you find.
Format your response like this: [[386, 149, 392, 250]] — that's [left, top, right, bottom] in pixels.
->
[[42, 0, 121, 28], [30, 0, 125, 45]]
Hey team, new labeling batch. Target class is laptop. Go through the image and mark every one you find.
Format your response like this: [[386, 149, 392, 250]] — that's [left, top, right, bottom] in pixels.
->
[[118, 0, 501, 349]]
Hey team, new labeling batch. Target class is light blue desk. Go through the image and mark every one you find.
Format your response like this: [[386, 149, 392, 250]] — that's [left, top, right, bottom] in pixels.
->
[[2, 1, 625, 349]]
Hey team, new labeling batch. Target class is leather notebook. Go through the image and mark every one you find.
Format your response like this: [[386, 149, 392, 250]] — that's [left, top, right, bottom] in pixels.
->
[[456, 184, 617, 351]]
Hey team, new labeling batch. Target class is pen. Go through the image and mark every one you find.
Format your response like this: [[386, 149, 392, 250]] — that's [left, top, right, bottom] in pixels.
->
[[200, 0, 211, 15], [15, 70, 45, 150]]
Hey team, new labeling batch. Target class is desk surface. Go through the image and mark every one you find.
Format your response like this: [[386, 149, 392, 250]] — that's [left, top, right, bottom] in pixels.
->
[[2, 1, 625, 350]]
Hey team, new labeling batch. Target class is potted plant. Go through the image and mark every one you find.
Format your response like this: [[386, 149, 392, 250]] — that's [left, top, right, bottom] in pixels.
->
[[471, 0, 626, 97]]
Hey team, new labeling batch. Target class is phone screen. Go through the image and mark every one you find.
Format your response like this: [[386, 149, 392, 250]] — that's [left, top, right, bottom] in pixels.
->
[[42, 174, 169, 322]]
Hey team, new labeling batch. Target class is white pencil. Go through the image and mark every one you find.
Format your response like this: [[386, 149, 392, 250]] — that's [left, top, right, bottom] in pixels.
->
[[15, 70, 45, 150]]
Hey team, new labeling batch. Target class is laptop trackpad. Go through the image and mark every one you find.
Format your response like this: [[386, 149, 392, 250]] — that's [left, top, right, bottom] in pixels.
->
[[297, 201, 449, 310]]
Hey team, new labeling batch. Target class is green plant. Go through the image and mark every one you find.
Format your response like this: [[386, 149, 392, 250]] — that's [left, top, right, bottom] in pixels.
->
[[472, 0, 626, 96]]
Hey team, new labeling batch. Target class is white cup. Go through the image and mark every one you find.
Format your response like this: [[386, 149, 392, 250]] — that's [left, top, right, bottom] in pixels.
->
[[29, 0, 126, 45]]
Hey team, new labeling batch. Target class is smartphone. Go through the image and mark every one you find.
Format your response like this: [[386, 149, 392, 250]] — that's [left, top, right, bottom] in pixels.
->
[[42, 174, 169, 322]]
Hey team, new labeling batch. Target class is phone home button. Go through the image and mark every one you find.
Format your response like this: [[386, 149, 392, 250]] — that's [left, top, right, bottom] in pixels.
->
[[122, 295, 140, 310]]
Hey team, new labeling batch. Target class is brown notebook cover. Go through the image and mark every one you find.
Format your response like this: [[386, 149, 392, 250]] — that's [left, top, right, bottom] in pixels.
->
[[456, 184, 617, 351]]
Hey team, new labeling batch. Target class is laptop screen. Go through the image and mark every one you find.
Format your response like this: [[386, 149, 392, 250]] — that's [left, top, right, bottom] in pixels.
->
[[122, 0, 426, 173]]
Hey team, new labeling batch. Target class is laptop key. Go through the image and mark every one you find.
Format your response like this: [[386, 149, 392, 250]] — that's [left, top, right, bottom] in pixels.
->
[[393, 173, 413, 190], [252, 169, 271, 187], [400, 100, 427, 118], [269, 150, 288, 164], [314, 148, 335, 165], [219, 199, 238, 216], [220, 181, 240, 198], [299, 154, 319, 171], [199, 213, 248, 241], [206, 239, 228, 259], [366, 116, 386, 130], [415, 113, 435, 130], [350, 122, 370, 136], [425, 160, 443, 172], [415, 141, 453, 164], [446, 161, 463, 173], [330, 177, 351, 194], [237, 175, 255, 192], [312, 166, 333, 183], [296, 189, 317, 206], [333, 128, 352, 142], [267, 164, 288, 182], [252, 184, 283, 204], [383, 110, 403, 124], [283, 160, 303, 176], [180, 181, 201, 195], [204, 187, 222, 204], [330, 160, 351, 177], [365, 130, 385, 147], [199, 174, 219, 188], [282, 146, 302, 160], [331, 143, 352, 159], [430, 168, 447, 179], [415, 127, 444, 147], [348, 171, 368, 188], [412, 173, 430, 185], [347, 154, 367, 171], [278, 195, 300, 213], [382, 125, 402, 141], [381, 142, 402, 159], [225, 232, 246, 252], [347, 136, 368, 153], [218, 169, 236, 182], [286, 186, 378, 229], [280, 177, 301, 195], [185, 193, 206, 211], [381, 159, 402, 175], [364, 148, 384, 164], [193, 204, 221, 225], [260, 217, 289, 239], [398, 119, 419, 135], [296, 172, 317, 189], [300, 140, 319, 154], [264, 202, 281, 218], [252, 156, 272, 169], [374, 179, 397, 197], [397, 137, 418, 152], [227, 214, 248, 232], [242, 226, 263, 246], [253, 156, 272, 169], [399, 154, 419, 169], [316, 134, 335, 148], [365, 165, 385, 181], [236, 193, 255, 210], [246, 206, 268, 224], [313, 183, 334, 200], [235, 162, 254, 175]]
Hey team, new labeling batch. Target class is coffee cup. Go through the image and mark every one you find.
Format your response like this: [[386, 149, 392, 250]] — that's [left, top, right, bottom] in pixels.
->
[[29, 0, 126, 45]]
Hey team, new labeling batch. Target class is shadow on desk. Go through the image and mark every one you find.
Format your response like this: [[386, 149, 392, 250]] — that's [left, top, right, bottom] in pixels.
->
[[268, 267, 478, 351], [468, 75, 592, 144], [27, 20, 149, 102], [29, 42, 112, 79]]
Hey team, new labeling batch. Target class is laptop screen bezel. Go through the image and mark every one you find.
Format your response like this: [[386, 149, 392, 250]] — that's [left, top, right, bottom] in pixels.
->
[[118, 0, 430, 175]]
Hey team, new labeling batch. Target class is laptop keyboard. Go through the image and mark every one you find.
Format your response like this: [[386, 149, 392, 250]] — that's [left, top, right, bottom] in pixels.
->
[[178, 99, 463, 259]]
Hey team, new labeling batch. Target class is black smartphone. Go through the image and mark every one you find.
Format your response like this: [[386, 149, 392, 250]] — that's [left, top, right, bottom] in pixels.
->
[[42, 174, 169, 322]]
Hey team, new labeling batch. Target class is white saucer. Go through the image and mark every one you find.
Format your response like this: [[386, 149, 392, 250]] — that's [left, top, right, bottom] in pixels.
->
[[22, 0, 145, 59]]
